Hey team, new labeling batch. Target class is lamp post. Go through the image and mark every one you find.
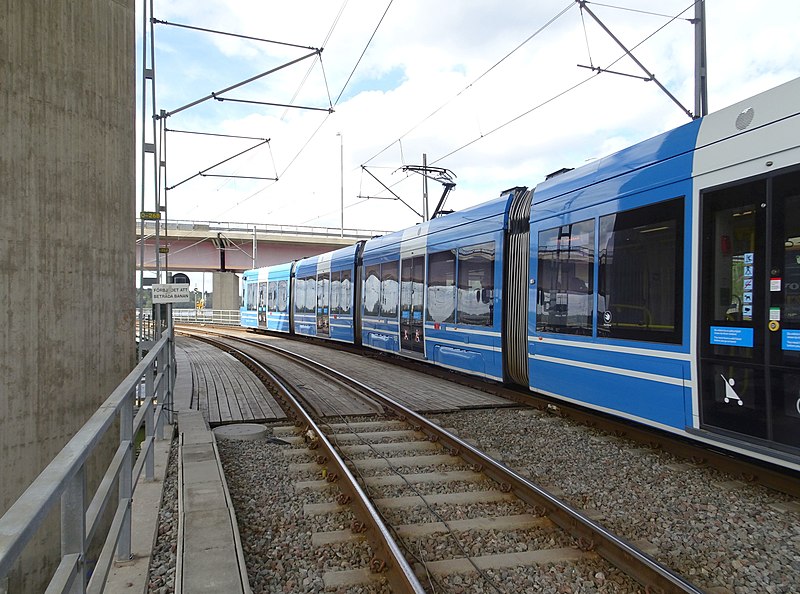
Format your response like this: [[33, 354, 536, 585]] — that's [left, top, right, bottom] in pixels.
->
[[337, 132, 343, 237]]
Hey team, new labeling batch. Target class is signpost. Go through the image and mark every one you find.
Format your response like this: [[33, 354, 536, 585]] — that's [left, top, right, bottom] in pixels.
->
[[152, 284, 191, 303], [150, 274, 191, 344]]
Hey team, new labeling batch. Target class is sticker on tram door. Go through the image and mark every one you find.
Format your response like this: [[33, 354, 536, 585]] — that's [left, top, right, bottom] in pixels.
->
[[720, 374, 744, 406]]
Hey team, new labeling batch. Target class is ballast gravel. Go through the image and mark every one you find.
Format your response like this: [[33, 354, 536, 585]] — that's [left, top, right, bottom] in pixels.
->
[[147, 439, 178, 594], [148, 409, 799, 593]]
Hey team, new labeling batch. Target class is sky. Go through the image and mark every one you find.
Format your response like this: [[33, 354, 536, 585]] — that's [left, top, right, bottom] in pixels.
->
[[137, 0, 800, 238]]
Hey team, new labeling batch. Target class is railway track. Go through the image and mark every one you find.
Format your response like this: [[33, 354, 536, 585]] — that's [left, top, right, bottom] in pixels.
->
[[177, 323, 799, 500], [181, 330, 704, 593]]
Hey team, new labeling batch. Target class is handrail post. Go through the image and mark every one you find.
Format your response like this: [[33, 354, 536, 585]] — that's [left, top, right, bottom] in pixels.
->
[[155, 342, 167, 439], [117, 394, 133, 562], [61, 466, 86, 594], [157, 348, 166, 429], [144, 383, 155, 481], [167, 304, 175, 426]]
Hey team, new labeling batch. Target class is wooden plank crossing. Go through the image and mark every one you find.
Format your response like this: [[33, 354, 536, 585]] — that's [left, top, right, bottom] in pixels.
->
[[254, 335, 515, 413], [178, 331, 515, 425], [244, 352, 383, 418], [178, 338, 286, 425]]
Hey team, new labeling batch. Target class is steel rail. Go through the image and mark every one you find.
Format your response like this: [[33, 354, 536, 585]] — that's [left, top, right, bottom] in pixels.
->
[[384, 348, 800, 498], [210, 333, 705, 594], [211, 340, 427, 594], [181, 326, 800, 496], [287, 328, 800, 499]]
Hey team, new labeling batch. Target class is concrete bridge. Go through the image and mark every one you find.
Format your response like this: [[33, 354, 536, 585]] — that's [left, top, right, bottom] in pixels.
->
[[136, 219, 390, 273]]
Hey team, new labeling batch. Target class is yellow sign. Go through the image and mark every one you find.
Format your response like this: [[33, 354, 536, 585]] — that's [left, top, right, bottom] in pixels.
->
[[768, 320, 780, 332], [158, 246, 170, 254], [140, 211, 161, 220]]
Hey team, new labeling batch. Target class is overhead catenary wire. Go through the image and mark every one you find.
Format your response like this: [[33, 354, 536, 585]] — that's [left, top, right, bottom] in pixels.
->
[[350, 1, 577, 211], [153, 11, 338, 220], [580, 4, 595, 69], [577, 0, 695, 119], [584, 1, 695, 21], [166, 128, 268, 142], [277, 0, 350, 122], [359, 0, 696, 210], [167, 138, 271, 191], [196, 1, 575, 224], [214, 0, 396, 219], [428, 0, 697, 167], [333, 0, 396, 107], [297, 164, 413, 226], [361, 0, 576, 167], [212, 112, 335, 220], [152, 18, 318, 51], [160, 49, 322, 119], [165, 0, 698, 228]]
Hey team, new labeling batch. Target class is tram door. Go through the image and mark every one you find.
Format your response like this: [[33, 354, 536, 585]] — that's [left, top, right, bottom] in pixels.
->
[[699, 170, 800, 452], [257, 282, 268, 329], [400, 256, 425, 354], [317, 273, 330, 337]]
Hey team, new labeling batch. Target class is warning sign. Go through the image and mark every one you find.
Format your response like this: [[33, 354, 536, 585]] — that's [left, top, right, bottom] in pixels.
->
[[152, 284, 191, 303]]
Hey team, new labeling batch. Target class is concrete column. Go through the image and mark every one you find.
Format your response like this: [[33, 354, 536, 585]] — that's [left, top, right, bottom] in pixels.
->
[[212, 272, 241, 311], [0, 1, 135, 590]]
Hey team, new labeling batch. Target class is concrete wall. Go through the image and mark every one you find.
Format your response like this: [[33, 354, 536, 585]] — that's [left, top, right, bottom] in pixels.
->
[[212, 272, 241, 310], [0, 1, 135, 590]]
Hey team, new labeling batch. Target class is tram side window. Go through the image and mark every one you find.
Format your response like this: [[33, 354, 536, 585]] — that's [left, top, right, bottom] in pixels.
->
[[536, 220, 595, 335], [294, 278, 306, 314], [331, 271, 342, 315], [294, 276, 316, 314], [341, 269, 352, 315], [457, 242, 495, 326], [381, 260, 399, 318], [363, 264, 381, 317], [305, 276, 317, 315], [427, 250, 456, 323], [246, 281, 257, 311], [267, 281, 277, 313], [276, 280, 288, 313], [598, 198, 683, 343]]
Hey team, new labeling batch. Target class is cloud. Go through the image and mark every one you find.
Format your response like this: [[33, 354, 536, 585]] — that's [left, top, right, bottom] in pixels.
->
[[140, 0, 800, 233]]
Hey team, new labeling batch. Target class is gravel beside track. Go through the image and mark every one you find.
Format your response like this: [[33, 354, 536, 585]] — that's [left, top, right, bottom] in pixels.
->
[[147, 408, 799, 593], [148, 438, 179, 593], [441, 408, 799, 594]]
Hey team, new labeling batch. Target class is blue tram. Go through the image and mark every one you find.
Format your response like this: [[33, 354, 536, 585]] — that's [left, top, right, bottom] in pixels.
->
[[358, 193, 523, 382], [292, 243, 364, 342], [241, 262, 292, 332], [241, 77, 800, 472]]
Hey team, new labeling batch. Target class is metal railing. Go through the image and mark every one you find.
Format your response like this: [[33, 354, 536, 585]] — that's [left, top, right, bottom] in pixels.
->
[[136, 218, 390, 240], [171, 308, 241, 325], [0, 324, 176, 593]]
